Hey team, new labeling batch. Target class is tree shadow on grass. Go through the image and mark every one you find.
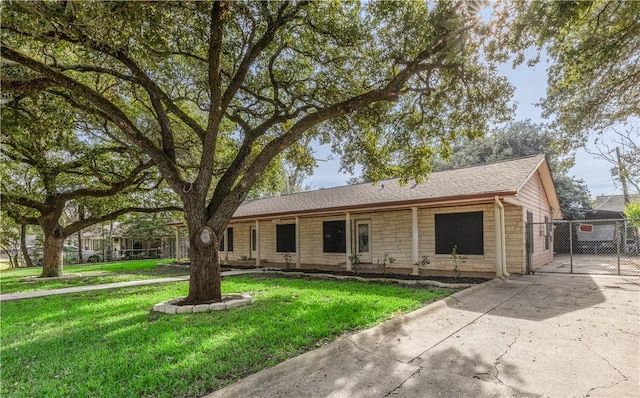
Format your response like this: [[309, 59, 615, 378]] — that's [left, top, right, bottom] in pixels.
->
[[1, 278, 444, 398]]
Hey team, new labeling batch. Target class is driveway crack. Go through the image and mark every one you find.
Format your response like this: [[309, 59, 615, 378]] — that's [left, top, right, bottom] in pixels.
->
[[493, 323, 521, 385], [345, 338, 408, 364], [345, 338, 425, 398], [382, 367, 423, 397], [579, 338, 628, 396]]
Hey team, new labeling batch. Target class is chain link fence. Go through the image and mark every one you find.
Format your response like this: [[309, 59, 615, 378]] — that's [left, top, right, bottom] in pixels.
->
[[529, 218, 640, 275]]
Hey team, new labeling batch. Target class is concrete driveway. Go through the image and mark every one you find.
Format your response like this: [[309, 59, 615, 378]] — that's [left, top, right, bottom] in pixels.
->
[[206, 274, 640, 398]]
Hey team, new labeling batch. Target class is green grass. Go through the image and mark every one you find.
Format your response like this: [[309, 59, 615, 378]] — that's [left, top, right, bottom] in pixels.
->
[[0, 275, 453, 398], [0, 260, 186, 294]]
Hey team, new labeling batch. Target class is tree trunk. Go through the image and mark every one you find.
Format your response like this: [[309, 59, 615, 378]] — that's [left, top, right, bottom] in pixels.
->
[[78, 205, 85, 262], [40, 222, 64, 278], [183, 217, 222, 304], [77, 229, 83, 263], [20, 223, 34, 268], [1, 247, 17, 268], [108, 222, 114, 261]]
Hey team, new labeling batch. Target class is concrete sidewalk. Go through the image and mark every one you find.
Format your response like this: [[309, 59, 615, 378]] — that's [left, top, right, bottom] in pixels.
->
[[207, 274, 640, 398], [0, 269, 264, 302]]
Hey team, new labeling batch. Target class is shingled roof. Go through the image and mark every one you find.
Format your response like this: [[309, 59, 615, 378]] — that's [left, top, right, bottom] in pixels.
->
[[233, 155, 550, 220], [595, 194, 640, 213]]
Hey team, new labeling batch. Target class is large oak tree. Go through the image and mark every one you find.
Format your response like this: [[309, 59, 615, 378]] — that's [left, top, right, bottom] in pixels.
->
[[1, 1, 513, 303], [1, 89, 181, 277]]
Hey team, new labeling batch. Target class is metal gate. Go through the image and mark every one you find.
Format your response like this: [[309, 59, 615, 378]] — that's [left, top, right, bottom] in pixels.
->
[[527, 218, 640, 275]]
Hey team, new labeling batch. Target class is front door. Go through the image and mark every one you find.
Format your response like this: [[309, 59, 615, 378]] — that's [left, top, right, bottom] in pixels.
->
[[250, 226, 257, 258], [357, 221, 372, 263]]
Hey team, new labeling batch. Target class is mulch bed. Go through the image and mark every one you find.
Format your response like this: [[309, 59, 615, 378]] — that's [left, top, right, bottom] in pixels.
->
[[276, 268, 490, 285]]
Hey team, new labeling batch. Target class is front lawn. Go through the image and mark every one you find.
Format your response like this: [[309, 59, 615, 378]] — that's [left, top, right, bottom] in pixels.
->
[[1, 275, 453, 398], [0, 260, 186, 294]]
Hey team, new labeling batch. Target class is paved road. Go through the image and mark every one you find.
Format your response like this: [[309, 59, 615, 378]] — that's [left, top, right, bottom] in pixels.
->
[[207, 274, 640, 398]]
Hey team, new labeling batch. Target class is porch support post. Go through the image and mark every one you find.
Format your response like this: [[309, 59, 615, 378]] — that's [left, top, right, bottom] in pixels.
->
[[223, 228, 228, 262], [255, 220, 261, 267], [494, 197, 509, 278], [175, 226, 181, 262], [295, 217, 301, 269], [345, 212, 352, 271], [411, 207, 420, 275]]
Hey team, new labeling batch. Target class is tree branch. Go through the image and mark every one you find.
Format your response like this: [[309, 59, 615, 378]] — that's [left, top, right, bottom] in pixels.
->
[[58, 160, 155, 202], [1, 193, 49, 213], [0, 45, 185, 192], [221, 2, 308, 113], [57, 64, 138, 83], [2, 77, 56, 95]]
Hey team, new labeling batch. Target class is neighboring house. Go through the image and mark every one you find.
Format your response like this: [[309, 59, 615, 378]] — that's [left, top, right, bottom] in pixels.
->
[[80, 222, 165, 260], [78, 223, 124, 261], [565, 194, 640, 255], [175, 155, 561, 277], [592, 194, 640, 218], [25, 222, 164, 263]]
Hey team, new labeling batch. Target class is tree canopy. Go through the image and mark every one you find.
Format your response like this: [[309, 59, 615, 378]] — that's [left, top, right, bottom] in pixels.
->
[[431, 120, 592, 219], [1, 1, 513, 302], [626, 202, 640, 226], [490, 1, 639, 139]]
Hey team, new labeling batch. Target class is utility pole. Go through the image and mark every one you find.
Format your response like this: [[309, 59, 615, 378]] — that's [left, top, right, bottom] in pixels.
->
[[615, 147, 631, 205]]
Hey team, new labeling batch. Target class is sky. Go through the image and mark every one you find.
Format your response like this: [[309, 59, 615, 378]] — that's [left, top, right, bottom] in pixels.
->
[[305, 56, 625, 199]]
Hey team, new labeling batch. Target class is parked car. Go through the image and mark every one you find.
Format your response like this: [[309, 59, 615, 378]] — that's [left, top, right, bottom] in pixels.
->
[[119, 247, 163, 260], [30, 245, 80, 266], [87, 251, 105, 263]]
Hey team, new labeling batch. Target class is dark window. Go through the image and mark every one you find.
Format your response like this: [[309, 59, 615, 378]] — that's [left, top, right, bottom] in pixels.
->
[[435, 212, 483, 255], [276, 224, 296, 253], [219, 228, 234, 251], [323, 220, 346, 253]]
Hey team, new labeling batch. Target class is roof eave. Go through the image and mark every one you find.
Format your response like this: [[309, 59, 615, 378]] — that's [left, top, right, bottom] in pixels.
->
[[230, 190, 518, 221]]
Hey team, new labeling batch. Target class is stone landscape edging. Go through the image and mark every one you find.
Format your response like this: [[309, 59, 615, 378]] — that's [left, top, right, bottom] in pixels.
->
[[152, 293, 253, 314]]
